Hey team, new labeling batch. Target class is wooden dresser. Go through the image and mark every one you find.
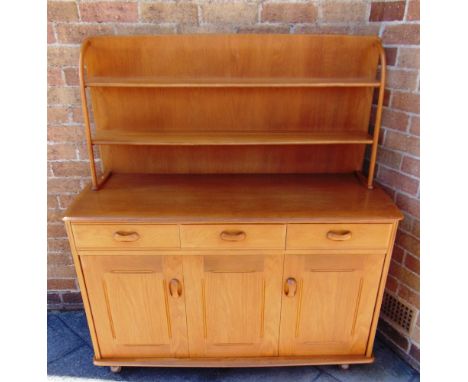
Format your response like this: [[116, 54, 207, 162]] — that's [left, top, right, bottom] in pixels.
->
[[63, 34, 402, 372]]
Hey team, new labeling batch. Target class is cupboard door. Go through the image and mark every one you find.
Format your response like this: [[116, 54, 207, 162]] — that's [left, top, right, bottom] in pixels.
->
[[80, 255, 188, 358], [279, 253, 384, 356], [183, 254, 283, 357]]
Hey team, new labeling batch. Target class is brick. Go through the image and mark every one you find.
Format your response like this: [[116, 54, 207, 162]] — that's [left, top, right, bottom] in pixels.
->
[[392, 91, 419, 113], [48, 87, 80, 106], [179, 24, 237, 34], [385, 275, 398, 293], [391, 260, 419, 291], [58, 194, 79, 209], [51, 161, 90, 177], [392, 245, 404, 263], [48, 195, 59, 209], [294, 25, 350, 35], [385, 47, 397, 66], [70, 107, 83, 124], [382, 24, 420, 45], [48, 238, 70, 253], [63, 67, 79, 86], [203, 3, 257, 25], [48, 1, 78, 22], [370, 1, 405, 21], [48, 143, 76, 160], [396, 231, 420, 258], [56, 24, 114, 44], [411, 324, 420, 345], [378, 167, 419, 195], [48, 279, 76, 290], [48, 254, 73, 267], [48, 264, 77, 278], [115, 24, 177, 35], [80, 2, 138, 23], [48, 224, 67, 238], [48, 178, 82, 194], [238, 25, 290, 34], [384, 130, 419, 156], [401, 156, 419, 177], [398, 284, 419, 309], [409, 343, 420, 362], [48, 67, 63, 86], [62, 292, 83, 304], [382, 108, 409, 131], [386, 69, 418, 91], [48, 125, 83, 143], [378, 318, 410, 351], [351, 24, 381, 36], [396, 193, 419, 219], [321, 1, 367, 22], [47, 293, 61, 304], [261, 3, 317, 23], [398, 212, 413, 233], [409, 116, 419, 136], [48, 46, 80, 67], [372, 88, 390, 107], [404, 254, 420, 274], [141, 3, 198, 24], [48, 23, 55, 44], [398, 47, 420, 69], [48, 209, 64, 224], [377, 147, 402, 170], [406, 0, 420, 21], [411, 219, 420, 238]]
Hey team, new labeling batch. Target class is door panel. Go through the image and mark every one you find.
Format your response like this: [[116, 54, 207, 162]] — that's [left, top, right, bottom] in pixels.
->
[[81, 255, 188, 358], [279, 253, 384, 356], [184, 254, 283, 356]]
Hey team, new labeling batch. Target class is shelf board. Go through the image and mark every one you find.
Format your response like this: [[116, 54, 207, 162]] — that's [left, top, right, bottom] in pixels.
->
[[85, 76, 380, 88], [92, 131, 374, 146]]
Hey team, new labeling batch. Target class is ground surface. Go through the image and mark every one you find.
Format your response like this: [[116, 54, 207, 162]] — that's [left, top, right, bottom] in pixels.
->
[[48, 311, 419, 381]]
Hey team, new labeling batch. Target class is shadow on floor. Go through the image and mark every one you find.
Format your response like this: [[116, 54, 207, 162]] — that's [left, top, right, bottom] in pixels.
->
[[47, 311, 419, 382]]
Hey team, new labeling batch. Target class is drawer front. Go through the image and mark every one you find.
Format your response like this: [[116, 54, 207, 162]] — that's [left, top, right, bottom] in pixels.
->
[[180, 225, 286, 249], [287, 224, 392, 250], [71, 224, 180, 249]]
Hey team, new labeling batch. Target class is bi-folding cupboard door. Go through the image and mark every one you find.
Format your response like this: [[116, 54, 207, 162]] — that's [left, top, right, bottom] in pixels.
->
[[279, 253, 384, 356], [80, 255, 189, 358], [183, 254, 284, 357]]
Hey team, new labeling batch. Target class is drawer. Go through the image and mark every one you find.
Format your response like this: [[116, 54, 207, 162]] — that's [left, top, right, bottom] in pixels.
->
[[287, 224, 392, 250], [71, 224, 180, 249], [180, 225, 286, 249]]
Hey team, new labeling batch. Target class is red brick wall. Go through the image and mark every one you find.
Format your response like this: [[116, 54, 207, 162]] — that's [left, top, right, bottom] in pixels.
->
[[47, 0, 420, 368]]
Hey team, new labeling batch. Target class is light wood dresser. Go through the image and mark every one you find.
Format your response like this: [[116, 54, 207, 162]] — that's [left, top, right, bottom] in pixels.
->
[[63, 34, 403, 373]]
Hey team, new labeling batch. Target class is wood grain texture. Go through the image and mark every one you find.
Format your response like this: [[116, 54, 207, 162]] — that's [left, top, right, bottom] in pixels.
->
[[279, 253, 384, 356], [93, 354, 374, 367], [80, 255, 189, 358], [72, 224, 180, 249], [183, 254, 283, 356], [64, 173, 403, 223], [180, 225, 286, 249], [287, 224, 393, 250], [79, 34, 382, 178]]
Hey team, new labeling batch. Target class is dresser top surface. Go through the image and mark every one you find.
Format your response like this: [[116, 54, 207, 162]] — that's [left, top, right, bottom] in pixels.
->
[[64, 173, 402, 223]]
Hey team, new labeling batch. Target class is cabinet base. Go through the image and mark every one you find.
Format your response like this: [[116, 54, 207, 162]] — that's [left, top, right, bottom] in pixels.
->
[[94, 355, 374, 368]]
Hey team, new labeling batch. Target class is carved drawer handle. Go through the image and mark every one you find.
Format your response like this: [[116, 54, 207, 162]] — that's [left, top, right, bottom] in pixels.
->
[[113, 231, 140, 242], [284, 277, 297, 297], [220, 230, 247, 242], [169, 279, 182, 298], [326, 230, 352, 241]]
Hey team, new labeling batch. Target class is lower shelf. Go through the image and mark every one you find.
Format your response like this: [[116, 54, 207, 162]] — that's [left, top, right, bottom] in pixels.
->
[[94, 355, 374, 368]]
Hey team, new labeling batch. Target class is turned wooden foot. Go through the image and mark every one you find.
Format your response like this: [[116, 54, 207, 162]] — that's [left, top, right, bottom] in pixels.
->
[[110, 366, 122, 373], [340, 364, 350, 370]]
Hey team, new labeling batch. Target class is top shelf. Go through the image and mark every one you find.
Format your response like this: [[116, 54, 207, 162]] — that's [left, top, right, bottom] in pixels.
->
[[85, 76, 381, 88]]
